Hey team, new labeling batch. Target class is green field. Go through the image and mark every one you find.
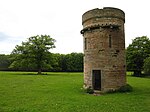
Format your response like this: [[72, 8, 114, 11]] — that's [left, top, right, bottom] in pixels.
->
[[0, 72, 150, 112]]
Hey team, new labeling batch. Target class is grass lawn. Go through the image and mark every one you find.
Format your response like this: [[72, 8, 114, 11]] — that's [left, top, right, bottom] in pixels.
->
[[0, 72, 150, 112]]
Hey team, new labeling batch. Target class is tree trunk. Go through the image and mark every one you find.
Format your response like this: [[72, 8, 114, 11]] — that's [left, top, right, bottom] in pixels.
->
[[133, 70, 141, 77], [38, 68, 42, 75]]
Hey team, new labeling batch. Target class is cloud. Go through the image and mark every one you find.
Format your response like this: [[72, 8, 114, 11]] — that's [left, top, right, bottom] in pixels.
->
[[0, 0, 150, 54], [0, 32, 23, 54], [0, 32, 22, 42], [0, 32, 11, 41]]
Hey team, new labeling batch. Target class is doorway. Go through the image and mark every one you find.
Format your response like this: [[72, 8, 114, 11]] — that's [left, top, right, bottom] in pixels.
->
[[93, 70, 101, 90]]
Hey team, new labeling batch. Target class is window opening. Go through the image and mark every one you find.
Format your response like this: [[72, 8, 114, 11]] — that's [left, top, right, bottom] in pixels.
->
[[109, 35, 112, 48], [84, 38, 87, 50]]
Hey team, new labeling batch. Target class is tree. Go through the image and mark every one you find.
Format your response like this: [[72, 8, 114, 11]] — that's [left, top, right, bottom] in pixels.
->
[[65, 53, 83, 72], [48, 53, 84, 72], [126, 36, 150, 76], [49, 53, 62, 72], [10, 35, 56, 74], [0, 54, 11, 70], [143, 57, 150, 75]]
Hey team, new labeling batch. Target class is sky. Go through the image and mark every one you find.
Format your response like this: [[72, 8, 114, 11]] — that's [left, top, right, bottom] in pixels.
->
[[0, 0, 150, 54]]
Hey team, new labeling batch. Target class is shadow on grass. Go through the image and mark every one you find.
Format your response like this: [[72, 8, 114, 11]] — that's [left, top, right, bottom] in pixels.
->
[[127, 73, 150, 79], [11, 72, 38, 76], [4, 71, 83, 77], [14, 73, 49, 76]]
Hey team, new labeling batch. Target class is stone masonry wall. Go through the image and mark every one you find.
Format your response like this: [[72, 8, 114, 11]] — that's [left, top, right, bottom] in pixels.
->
[[81, 7, 126, 92]]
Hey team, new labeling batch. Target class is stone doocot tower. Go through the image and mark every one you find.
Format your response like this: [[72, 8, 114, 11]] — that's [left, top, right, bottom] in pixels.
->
[[81, 7, 126, 92]]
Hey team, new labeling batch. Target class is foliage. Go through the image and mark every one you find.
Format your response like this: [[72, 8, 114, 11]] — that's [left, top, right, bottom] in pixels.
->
[[49, 53, 62, 71], [9, 35, 56, 74], [0, 52, 84, 72], [0, 54, 11, 70], [0, 72, 150, 112], [143, 57, 150, 75], [49, 53, 83, 72], [126, 36, 150, 76], [106, 84, 132, 93], [64, 53, 83, 72], [1, 35, 83, 72], [118, 84, 133, 93], [84, 86, 94, 94]]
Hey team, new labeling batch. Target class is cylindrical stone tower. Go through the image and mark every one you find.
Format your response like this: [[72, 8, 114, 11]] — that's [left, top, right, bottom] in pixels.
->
[[81, 7, 126, 92]]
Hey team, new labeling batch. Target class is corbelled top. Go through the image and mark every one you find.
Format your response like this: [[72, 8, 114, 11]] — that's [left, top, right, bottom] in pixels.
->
[[82, 7, 125, 24]]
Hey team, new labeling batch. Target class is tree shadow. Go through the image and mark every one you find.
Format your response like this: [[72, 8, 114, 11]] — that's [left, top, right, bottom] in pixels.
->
[[2, 71, 83, 77]]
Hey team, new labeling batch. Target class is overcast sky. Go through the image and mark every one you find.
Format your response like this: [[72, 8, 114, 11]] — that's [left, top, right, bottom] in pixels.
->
[[0, 0, 150, 54]]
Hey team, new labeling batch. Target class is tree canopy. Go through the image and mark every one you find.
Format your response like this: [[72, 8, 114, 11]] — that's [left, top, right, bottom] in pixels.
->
[[0, 54, 11, 70], [143, 57, 150, 75], [49, 53, 83, 72], [10, 35, 56, 74], [126, 36, 150, 76]]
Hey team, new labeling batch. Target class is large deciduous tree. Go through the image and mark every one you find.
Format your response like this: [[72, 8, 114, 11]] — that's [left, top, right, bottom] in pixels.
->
[[10, 35, 56, 74], [126, 36, 150, 76]]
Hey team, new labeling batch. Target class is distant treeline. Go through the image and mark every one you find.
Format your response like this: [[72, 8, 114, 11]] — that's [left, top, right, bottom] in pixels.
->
[[0, 53, 83, 72]]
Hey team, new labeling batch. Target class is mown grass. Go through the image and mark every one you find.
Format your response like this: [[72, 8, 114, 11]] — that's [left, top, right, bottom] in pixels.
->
[[0, 71, 150, 112]]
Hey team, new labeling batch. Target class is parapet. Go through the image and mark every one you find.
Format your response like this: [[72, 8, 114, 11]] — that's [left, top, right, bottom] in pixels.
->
[[82, 7, 125, 25]]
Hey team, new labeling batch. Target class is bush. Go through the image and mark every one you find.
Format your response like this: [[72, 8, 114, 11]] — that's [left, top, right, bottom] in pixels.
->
[[84, 84, 133, 94], [84, 86, 94, 94], [118, 84, 133, 93]]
